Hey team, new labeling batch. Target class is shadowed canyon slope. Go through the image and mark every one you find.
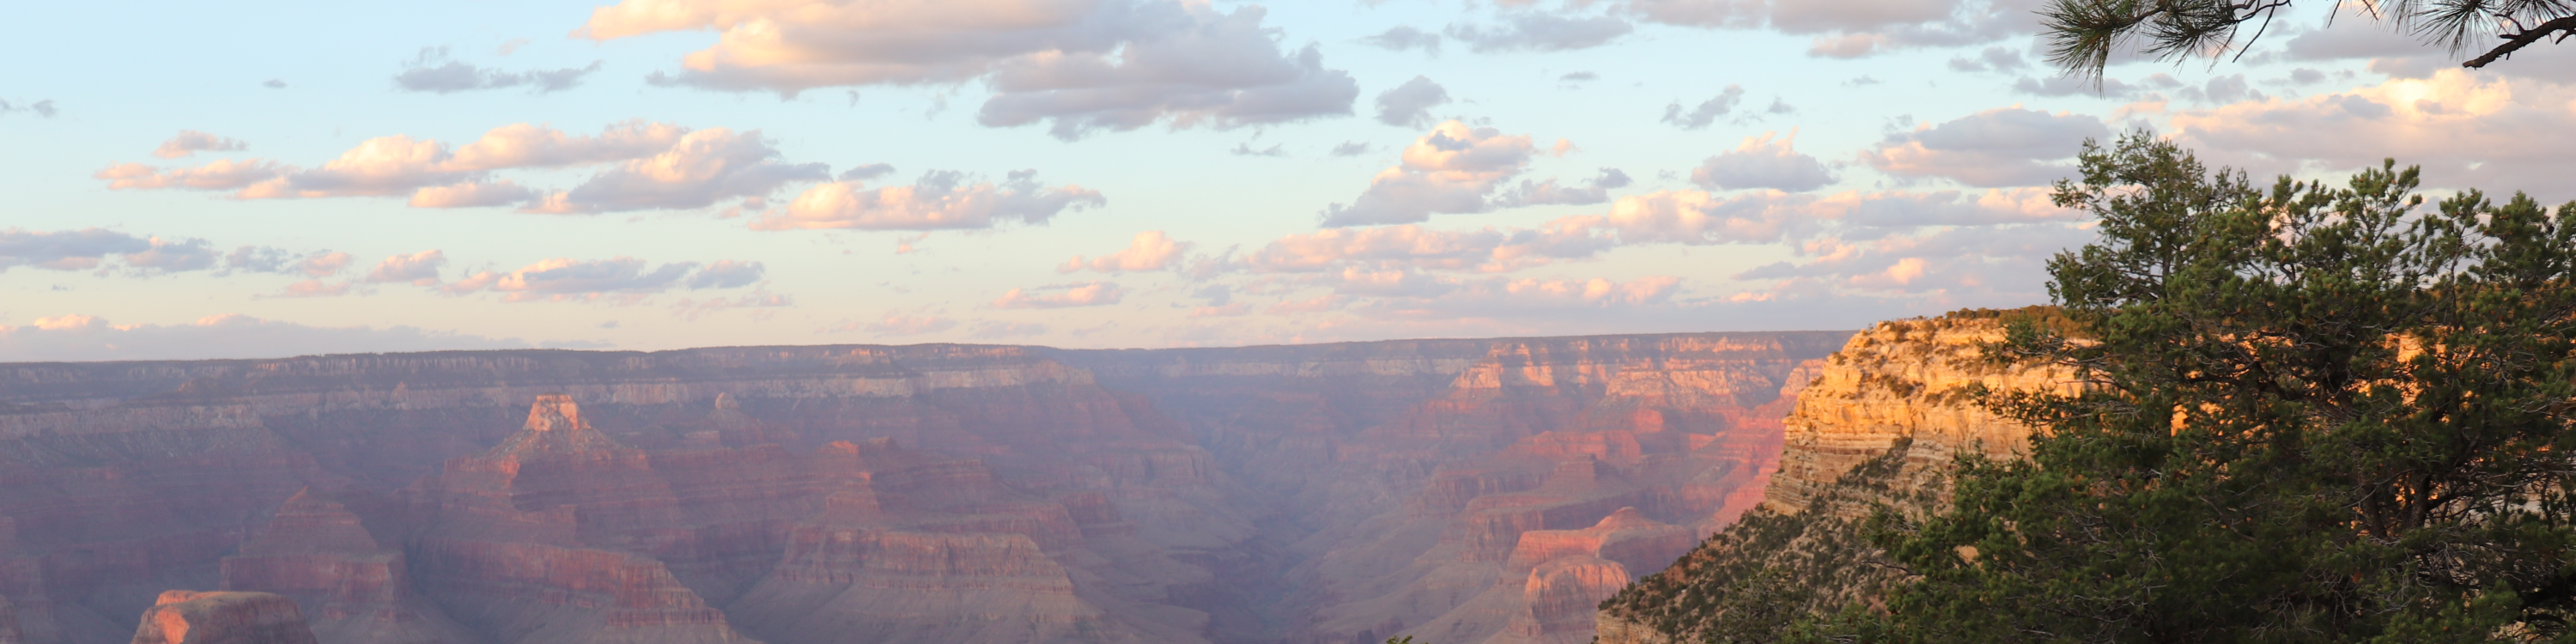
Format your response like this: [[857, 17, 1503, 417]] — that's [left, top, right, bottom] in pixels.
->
[[0, 332, 1849, 644]]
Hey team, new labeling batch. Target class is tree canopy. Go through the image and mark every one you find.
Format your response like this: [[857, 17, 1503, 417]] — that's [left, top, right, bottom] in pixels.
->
[[1813, 133, 2576, 642], [2042, 0, 2576, 79]]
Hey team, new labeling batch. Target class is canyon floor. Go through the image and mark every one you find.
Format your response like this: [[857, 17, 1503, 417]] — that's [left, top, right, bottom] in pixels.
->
[[0, 331, 1850, 644]]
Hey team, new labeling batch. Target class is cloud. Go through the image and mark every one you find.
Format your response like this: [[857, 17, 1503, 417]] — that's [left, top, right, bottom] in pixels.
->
[[1358, 26, 1443, 55], [1494, 167, 1632, 207], [670, 289, 794, 319], [0, 99, 58, 118], [1614, 0, 2049, 58], [1322, 121, 1595, 227], [0, 313, 538, 361], [116, 237, 221, 275], [992, 282, 1126, 308], [1061, 231, 1192, 272], [2011, 75, 2141, 99], [523, 129, 829, 214], [1862, 106, 2108, 187], [98, 121, 826, 214], [1443, 12, 1634, 52], [838, 163, 896, 181], [1733, 222, 2093, 294], [1374, 76, 1452, 128], [585, 1, 1358, 138], [1692, 131, 1835, 191], [2167, 70, 2576, 198], [0, 228, 155, 272], [263, 79, 287, 88], [1662, 85, 1746, 129], [443, 257, 763, 302], [1560, 71, 1600, 83], [1230, 142, 1289, 157], [152, 131, 249, 159], [757, 170, 1104, 231], [364, 250, 447, 285], [394, 48, 603, 94], [1330, 142, 1374, 156], [1945, 46, 2027, 72]]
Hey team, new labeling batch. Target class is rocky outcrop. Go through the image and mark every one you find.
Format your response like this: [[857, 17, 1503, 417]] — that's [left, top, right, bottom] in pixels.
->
[[126, 591, 319, 644], [1596, 311, 2075, 643], [0, 331, 1854, 644]]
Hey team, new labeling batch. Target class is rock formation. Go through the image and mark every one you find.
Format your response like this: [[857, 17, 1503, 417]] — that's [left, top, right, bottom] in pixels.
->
[[126, 591, 319, 644], [1595, 312, 2074, 644], [0, 331, 1852, 644]]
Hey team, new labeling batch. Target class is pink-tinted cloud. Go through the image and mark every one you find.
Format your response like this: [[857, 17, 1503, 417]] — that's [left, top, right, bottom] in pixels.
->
[[443, 257, 764, 303], [1060, 231, 1191, 273], [2167, 70, 2576, 197], [1242, 222, 1613, 274], [1616, 0, 2047, 57], [992, 281, 1126, 308], [1692, 131, 1835, 191], [0, 228, 154, 272], [757, 170, 1103, 231], [364, 250, 447, 285], [1322, 121, 1593, 226], [582, 0, 1358, 139]]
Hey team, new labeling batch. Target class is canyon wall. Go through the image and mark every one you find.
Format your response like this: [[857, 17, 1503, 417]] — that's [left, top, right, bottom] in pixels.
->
[[1595, 312, 2075, 644], [0, 331, 1850, 644]]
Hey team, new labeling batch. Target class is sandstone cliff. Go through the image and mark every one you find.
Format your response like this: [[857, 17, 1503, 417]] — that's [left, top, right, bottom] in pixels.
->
[[127, 591, 319, 644], [1595, 312, 2074, 644], [0, 332, 1851, 644]]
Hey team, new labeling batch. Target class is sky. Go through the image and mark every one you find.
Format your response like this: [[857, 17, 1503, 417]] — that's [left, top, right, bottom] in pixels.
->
[[5, 0, 2573, 361]]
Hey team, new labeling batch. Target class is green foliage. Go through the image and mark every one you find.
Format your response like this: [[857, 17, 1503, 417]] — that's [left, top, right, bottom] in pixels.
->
[[2038, 0, 2576, 79], [1819, 131, 2576, 643]]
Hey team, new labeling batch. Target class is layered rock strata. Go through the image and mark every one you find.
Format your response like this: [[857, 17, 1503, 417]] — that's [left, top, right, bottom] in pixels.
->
[[1595, 311, 2075, 644], [0, 332, 1851, 644]]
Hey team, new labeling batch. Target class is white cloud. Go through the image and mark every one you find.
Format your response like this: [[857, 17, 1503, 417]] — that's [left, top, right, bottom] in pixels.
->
[[757, 170, 1104, 231], [1862, 107, 2108, 187], [1692, 131, 1835, 191], [1061, 231, 1192, 273], [585, 0, 1358, 139], [992, 281, 1126, 308], [0, 313, 533, 361]]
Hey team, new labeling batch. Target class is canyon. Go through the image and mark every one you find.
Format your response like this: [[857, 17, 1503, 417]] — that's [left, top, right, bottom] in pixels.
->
[[0, 331, 1850, 644]]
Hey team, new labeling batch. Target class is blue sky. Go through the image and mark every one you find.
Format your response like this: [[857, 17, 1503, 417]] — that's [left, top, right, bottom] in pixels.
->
[[6, 0, 2572, 360]]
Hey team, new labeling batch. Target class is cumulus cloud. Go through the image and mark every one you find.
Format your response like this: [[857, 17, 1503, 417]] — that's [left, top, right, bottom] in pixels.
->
[[1692, 131, 1836, 191], [583, 1, 1357, 138], [1375, 76, 1452, 128], [756, 170, 1104, 231], [1322, 121, 1596, 227], [394, 48, 603, 94], [0, 313, 535, 361], [119, 237, 222, 274], [993, 282, 1126, 308], [1443, 12, 1634, 52], [1061, 231, 1192, 272], [1862, 107, 2108, 187], [364, 250, 447, 285], [1735, 222, 2093, 294], [1614, 0, 2050, 58], [1945, 46, 2027, 72], [1330, 142, 1374, 157], [1358, 26, 1443, 55], [2167, 70, 2576, 197], [153, 131, 249, 159], [1242, 222, 1614, 274], [444, 257, 765, 303], [1662, 85, 1746, 129], [100, 121, 829, 215], [523, 129, 828, 214]]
